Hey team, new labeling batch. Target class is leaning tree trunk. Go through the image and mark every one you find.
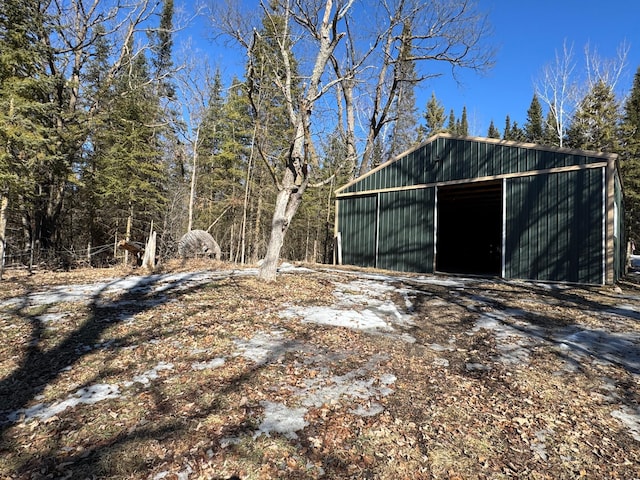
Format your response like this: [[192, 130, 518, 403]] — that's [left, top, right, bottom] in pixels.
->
[[259, 166, 306, 281]]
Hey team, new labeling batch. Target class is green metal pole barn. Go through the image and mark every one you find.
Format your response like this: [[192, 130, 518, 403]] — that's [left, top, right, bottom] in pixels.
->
[[334, 134, 625, 285]]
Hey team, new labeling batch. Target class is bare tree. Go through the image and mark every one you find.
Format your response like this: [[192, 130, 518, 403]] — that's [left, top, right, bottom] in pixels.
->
[[584, 41, 630, 92], [350, 0, 494, 175], [173, 51, 217, 233], [535, 41, 578, 148], [213, 0, 353, 280], [536, 39, 630, 148], [212, 0, 494, 280]]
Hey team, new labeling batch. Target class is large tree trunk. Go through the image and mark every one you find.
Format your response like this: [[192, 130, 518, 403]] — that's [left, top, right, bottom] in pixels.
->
[[258, 167, 305, 281]]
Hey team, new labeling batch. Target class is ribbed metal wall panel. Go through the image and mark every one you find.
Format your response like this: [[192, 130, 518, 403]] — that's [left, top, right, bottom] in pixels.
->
[[336, 136, 619, 284], [337, 196, 377, 268], [504, 169, 604, 283], [342, 137, 605, 194], [377, 188, 435, 272]]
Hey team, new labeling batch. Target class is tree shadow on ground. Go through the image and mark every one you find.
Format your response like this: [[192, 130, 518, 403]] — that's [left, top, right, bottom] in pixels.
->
[[0, 272, 217, 436], [0, 270, 323, 479], [403, 276, 640, 376]]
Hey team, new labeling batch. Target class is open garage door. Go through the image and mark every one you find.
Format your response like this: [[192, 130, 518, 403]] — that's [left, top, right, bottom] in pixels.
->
[[436, 181, 503, 276]]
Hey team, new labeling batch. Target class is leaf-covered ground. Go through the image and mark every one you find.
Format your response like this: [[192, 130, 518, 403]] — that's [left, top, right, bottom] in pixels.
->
[[0, 260, 639, 479]]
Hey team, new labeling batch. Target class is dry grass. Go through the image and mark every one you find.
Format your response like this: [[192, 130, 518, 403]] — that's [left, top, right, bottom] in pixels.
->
[[0, 261, 639, 479]]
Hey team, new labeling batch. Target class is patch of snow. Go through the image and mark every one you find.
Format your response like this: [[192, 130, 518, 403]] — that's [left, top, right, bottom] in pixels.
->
[[254, 401, 309, 439], [611, 407, 640, 441], [296, 355, 395, 414], [466, 363, 491, 372], [191, 358, 225, 370], [124, 362, 174, 387], [414, 276, 467, 287], [234, 330, 302, 365], [433, 357, 449, 367], [5, 383, 121, 423], [553, 328, 640, 373], [428, 343, 451, 352], [35, 313, 68, 323], [287, 306, 392, 332], [281, 278, 415, 341]]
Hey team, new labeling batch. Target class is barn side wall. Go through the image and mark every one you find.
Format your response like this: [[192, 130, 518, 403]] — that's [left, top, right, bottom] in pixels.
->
[[377, 188, 435, 272], [337, 188, 436, 273], [336, 135, 621, 285], [504, 168, 604, 284], [337, 195, 377, 268]]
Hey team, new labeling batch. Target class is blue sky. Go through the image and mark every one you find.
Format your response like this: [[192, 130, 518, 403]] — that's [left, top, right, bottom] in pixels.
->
[[196, 0, 640, 137], [429, 0, 640, 135]]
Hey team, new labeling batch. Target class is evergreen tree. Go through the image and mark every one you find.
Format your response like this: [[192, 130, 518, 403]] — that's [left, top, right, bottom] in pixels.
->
[[543, 110, 560, 146], [487, 120, 500, 139], [459, 106, 469, 136], [510, 121, 526, 142], [503, 115, 512, 140], [447, 109, 456, 133], [524, 94, 544, 143], [423, 92, 446, 138], [152, 0, 175, 99], [566, 79, 619, 152], [91, 40, 168, 248], [192, 69, 227, 230], [620, 66, 640, 242], [0, 0, 60, 254]]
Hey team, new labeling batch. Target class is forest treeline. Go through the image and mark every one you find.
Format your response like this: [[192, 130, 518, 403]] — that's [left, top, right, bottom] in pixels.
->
[[1, 0, 640, 275]]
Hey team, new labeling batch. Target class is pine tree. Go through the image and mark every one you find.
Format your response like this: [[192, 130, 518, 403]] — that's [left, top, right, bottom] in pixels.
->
[[423, 92, 446, 138], [620, 66, 640, 242], [191, 69, 227, 232], [459, 106, 469, 136], [543, 110, 560, 146], [566, 79, 619, 152], [447, 109, 456, 134], [0, 0, 59, 255], [510, 121, 526, 142], [91, 40, 168, 252], [503, 115, 512, 140], [524, 94, 544, 143], [152, 0, 175, 99], [487, 120, 500, 138]]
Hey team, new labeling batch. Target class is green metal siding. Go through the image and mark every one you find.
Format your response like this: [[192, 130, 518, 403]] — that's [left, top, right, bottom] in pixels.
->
[[337, 135, 620, 284], [377, 188, 435, 272], [338, 195, 377, 268], [342, 137, 605, 194], [504, 169, 604, 284]]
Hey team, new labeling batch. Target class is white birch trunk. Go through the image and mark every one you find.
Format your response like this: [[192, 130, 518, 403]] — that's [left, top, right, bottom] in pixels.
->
[[0, 194, 8, 280]]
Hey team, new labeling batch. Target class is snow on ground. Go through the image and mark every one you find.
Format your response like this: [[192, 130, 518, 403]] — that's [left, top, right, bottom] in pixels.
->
[[3, 265, 640, 443], [233, 328, 396, 440], [5, 384, 121, 423], [280, 278, 416, 342]]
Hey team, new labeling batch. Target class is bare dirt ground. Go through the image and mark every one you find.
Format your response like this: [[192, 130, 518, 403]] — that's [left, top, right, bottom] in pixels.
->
[[0, 260, 639, 479]]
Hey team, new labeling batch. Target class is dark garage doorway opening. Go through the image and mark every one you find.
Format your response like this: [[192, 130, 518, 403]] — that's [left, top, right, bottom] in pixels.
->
[[436, 181, 503, 276]]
